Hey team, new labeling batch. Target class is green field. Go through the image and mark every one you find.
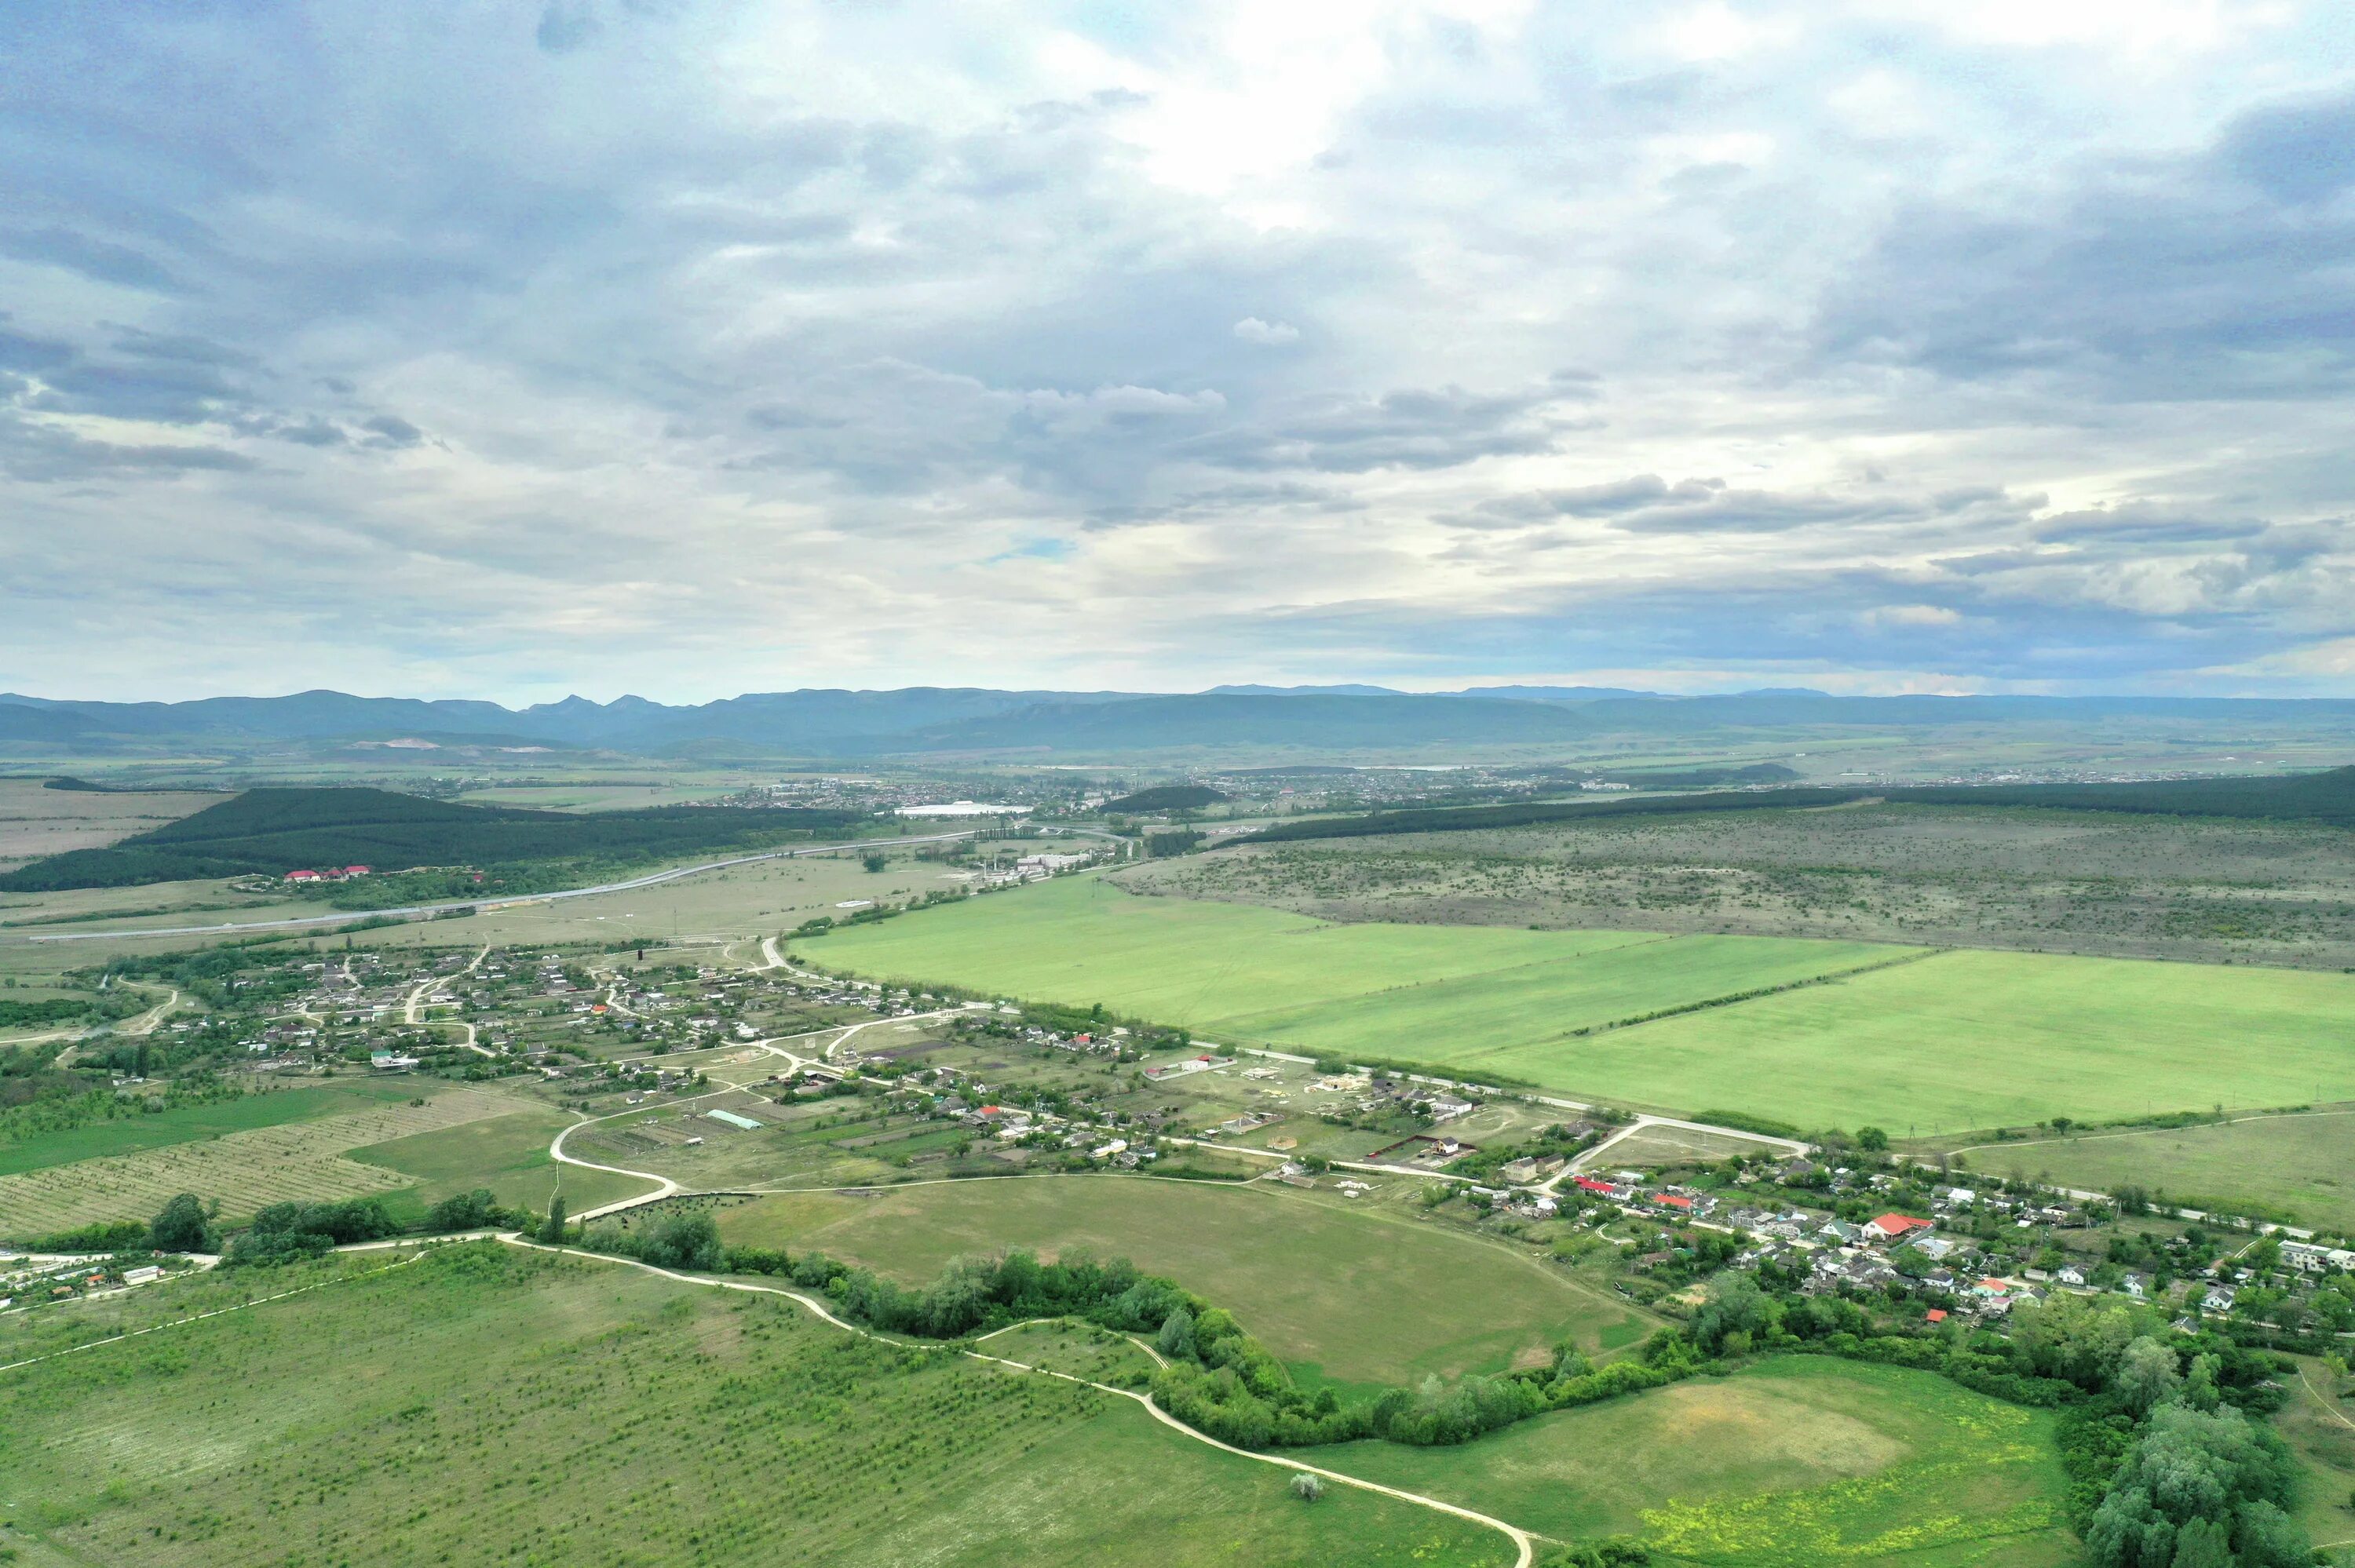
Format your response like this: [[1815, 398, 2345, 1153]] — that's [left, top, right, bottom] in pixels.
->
[[717, 1176, 1651, 1391], [0, 1080, 424, 1176], [801, 876, 1904, 1066], [0, 1244, 1512, 1568], [1949, 1109, 2355, 1232], [801, 877, 2355, 1130], [1586, 948, 2355, 1134], [351, 1106, 658, 1221], [1305, 1355, 2075, 1566]]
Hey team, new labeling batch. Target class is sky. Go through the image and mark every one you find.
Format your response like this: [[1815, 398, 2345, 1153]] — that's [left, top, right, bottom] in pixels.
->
[[6, 1, 2355, 704]]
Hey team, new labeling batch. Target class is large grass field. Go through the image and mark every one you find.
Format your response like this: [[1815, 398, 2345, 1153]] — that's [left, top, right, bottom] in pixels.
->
[[350, 1104, 658, 1222], [0, 1079, 424, 1176], [716, 1176, 1652, 1391], [0, 1244, 1513, 1568], [1302, 1354, 2075, 1566], [799, 877, 2355, 1131], [1946, 1109, 2355, 1233], [1586, 948, 2355, 1135]]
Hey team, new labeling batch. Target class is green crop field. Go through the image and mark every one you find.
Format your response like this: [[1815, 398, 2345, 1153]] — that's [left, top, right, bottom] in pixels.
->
[[1948, 1109, 2355, 1233], [350, 1106, 659, 1221], [0, 1080, 428, 1176], [800, 877, 2355, 1132], [1304, 1355, 2074, 1566], [1581, 947, 2355, 1134], [0, 1244, 1513, 1568], [800, 876, 1905, 1062], [717, 1176, 1652, 1391]]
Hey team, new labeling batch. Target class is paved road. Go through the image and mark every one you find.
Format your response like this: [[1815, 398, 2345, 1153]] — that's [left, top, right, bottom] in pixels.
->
[[20, 830, 981, 944]]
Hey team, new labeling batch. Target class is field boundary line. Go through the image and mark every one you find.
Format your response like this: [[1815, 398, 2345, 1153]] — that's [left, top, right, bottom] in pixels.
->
[[506, 1236, 1533, 1568], [0, 1250, 433, 1375], [1549, 944, 1946, 1045]]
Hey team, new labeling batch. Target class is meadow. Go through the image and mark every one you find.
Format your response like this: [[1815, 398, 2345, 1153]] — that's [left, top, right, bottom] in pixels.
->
[[350, 1104, 658, 1222], [0, 1243, 1514, 1568], [1948, 1108, 2355, 1232], [716, 1176, 1653, 1391], [1302, 1354, 2075, 1566], [801, 877, 2355, 1132], [0, 1087, 524, 1235]]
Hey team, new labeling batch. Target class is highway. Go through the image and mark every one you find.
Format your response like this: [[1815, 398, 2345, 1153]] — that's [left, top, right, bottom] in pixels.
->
[[21, 830, 980, 945]]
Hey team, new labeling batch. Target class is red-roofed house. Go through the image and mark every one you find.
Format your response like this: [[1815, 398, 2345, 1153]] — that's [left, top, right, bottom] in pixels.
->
[[1574, 1176, 1617, 1196], [286, 869, 322, 882], [1652, 1192, 1695, 1212], [1925, 1308, 1948, 1324], [1865, 1213, 1933, 1242], [342, 865, 371, 877]]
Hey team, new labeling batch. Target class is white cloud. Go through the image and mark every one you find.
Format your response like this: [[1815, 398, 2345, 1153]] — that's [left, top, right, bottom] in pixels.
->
[[1232, 317, 1301, 345], [3, 2, 2354, 699]]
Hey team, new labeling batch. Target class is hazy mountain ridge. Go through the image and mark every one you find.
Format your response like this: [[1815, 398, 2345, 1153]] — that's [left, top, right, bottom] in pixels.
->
[[5, 686, 2355, 757]]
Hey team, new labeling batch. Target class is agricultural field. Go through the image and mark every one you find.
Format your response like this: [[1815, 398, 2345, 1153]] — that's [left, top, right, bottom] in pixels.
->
[[0, 778, 222, 873], [1302, 1355, 2075, 1566], [1944, 1108, 2355, 1234], [1582, 948, 2355, 1136], [0, 1243, 1514, 1568], [802, 876, 2355, 1133], [0, 1086, 526, 1235], [1131, 801, 2355, 968], [799, 873, 1906, 1063], [715, 1176, 1654, 1391], [0, 1078, 423, 1176]]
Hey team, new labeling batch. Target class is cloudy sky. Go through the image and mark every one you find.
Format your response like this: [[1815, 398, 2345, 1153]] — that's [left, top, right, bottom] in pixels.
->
[[7, 1, 2355, 702]]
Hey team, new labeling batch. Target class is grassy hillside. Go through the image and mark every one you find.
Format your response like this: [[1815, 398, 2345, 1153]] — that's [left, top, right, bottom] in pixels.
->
[[797, 875, 2355, 1131], [718, 1176, 1653, 1392], [1303, 1355, 2072, 1564], [0, 1245, 1513, 1568], [0, 785, 863, 892]]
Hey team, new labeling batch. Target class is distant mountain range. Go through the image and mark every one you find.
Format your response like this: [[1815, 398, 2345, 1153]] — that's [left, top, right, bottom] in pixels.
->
[[3, 686, 2353, 758]]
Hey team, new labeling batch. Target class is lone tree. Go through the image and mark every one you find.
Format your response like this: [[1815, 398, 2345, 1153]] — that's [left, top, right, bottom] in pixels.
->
[[149, 1192, 217, 1253], [541, 1193, 567, 1244], [861, 852, 887, 873], [1289, 1473, 1323, 1503]]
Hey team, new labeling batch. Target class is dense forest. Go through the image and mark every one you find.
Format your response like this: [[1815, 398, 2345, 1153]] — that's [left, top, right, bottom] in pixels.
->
[[0, 786, 866, 892]]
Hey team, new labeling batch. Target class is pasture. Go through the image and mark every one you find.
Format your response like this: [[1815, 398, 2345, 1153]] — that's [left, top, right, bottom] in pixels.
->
[[801, 877, 2355, 1132], [1305, 1354, 2074, 1565], [0, 1086, 524, 1235], [0, 1243, 1513, 1568], [716, 1176, 1652, 1390], [1950, 1108, 2355, 1233]]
